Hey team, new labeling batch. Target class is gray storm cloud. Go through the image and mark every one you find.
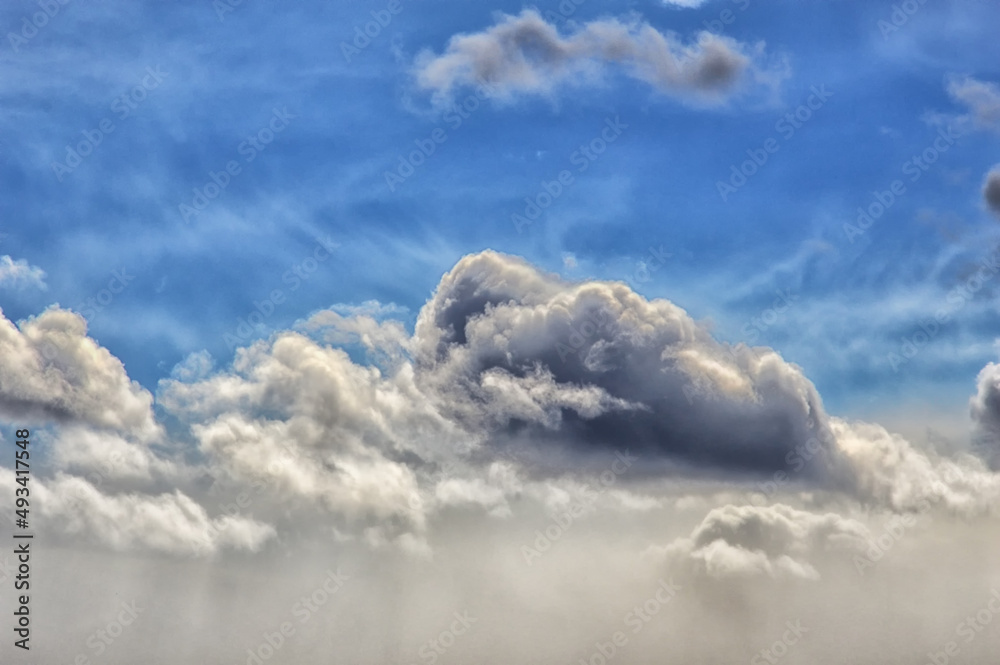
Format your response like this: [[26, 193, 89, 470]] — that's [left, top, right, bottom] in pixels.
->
[[412, 250, 846, 483], [413, 10, 761, 103], [983, 167, 1000, 217]]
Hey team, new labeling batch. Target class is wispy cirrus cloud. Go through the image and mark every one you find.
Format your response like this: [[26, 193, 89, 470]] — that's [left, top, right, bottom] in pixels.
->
[[0, 254, 46, 290]]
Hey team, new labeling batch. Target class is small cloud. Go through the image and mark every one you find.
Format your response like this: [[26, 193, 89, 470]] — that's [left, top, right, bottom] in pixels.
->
[[562, 253, 578, 270], [983, 167, 1000, 218], [945, 75, 1000, 132], [0, 255, 46, 290], [413, 9, 778, 105]]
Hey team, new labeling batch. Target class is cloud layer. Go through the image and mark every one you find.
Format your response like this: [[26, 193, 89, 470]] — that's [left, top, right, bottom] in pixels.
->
[[3, 250, 998, 565], [2, 251, 1000, 664]]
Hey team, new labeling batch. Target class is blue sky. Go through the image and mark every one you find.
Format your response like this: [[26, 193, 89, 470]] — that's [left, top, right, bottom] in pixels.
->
[[2, 0, 999, 434]]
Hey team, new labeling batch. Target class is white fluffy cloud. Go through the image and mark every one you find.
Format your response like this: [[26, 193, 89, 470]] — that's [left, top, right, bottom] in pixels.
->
[[657, 504, 869, 580], [0, 255, 46, 290], [414, 10, 775, 104], [0, 306, 158, 437], [0, 472, 273, 556]]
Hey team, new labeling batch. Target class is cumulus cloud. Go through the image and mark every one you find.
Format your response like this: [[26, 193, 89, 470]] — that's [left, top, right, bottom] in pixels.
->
[[970, 361, 1000, 469], [2, 251, 999, 565], [2, 473, 275, 556], [656, 504, 869, 580], [0, 306, 159, 437], [413, 10, 773, 104], [411, 250, 846, 483], [833, 416, 1000, 513], [983, 167, 1000, 217], [0, 254, 46, 290]]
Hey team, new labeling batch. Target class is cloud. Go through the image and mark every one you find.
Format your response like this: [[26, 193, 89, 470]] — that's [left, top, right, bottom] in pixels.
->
[[25, 473, 275, 556], [0, 254, 46, 290], [0, 306, 159, 437], [656, 504, 869, 580], [947, 75, 1000, 131], [413, 10, 773, 104], [3, 251, 1000, 563], [970, 361, 1000, 469], [983, 167, 1000, 217], [411, 250, 847, 482]]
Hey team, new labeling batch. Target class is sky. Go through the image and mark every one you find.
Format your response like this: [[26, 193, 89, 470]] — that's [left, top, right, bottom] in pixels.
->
[[2, 0, 1000, 664]]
